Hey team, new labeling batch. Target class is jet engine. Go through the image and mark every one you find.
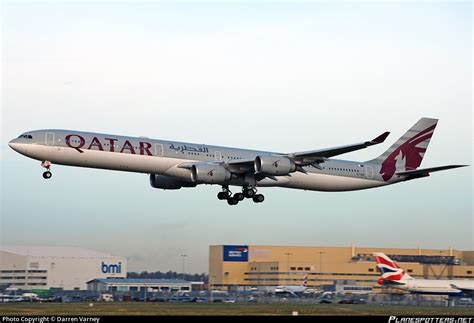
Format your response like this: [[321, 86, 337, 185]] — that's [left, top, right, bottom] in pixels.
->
[[149, 174, 196, 190], [254, 156, 296, 175], [191, 164, 231, 184]]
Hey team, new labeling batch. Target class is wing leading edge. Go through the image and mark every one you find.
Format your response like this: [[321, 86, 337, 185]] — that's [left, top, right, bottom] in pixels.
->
[[178, 131, 391, 175], [286, 131, 390, 167]]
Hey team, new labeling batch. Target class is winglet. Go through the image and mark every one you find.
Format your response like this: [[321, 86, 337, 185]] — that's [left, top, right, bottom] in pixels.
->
[[371, 131, 390, 144]]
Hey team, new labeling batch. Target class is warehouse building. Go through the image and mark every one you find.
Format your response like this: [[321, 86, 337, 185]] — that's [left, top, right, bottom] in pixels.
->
[[209, 245, 474, 292], [0, 246, 127, 290]]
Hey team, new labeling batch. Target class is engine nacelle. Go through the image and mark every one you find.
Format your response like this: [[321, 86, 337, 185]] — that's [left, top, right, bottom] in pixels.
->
[[254, 156, 296, 175], [149, 174, 196, 190], [191, 164, 231, 184]]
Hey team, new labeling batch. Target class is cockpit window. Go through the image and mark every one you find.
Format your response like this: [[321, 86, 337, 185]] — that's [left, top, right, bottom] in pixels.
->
[[18, 134, 33, 139]]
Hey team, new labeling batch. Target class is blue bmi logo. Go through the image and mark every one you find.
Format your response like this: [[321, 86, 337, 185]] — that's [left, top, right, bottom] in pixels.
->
[[101, 262, 122, 274]]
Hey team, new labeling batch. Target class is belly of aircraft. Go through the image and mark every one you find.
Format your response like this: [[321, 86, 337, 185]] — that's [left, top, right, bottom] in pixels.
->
[[257, 172, 387, 192]]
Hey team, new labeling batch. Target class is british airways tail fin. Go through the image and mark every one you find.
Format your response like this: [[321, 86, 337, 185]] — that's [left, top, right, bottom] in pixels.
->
[[302, 274, 308, 287], [368, 118, 438, 181], [373, 253, 412, 284]]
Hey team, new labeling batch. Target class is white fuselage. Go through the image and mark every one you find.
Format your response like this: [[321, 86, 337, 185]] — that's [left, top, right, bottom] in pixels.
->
[[394, 279, 474, 295], [274, 285, 307, 294], [8, 129, 398, 191]]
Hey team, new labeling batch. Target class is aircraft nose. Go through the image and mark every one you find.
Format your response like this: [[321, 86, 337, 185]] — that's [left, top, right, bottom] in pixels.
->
[[8, 139, 20, 151]]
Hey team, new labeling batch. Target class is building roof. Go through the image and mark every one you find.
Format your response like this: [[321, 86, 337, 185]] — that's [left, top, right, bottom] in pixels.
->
[[87, 278, 191, 285], [0, 246, 122, 258]]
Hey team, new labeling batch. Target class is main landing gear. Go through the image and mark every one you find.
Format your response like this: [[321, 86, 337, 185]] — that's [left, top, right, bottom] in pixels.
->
[[217, 186, 264, 205], [41, 161, 52, 179]]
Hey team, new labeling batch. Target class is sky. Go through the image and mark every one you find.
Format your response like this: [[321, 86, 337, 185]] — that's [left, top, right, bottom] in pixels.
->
[[1, 1, 472, 274]]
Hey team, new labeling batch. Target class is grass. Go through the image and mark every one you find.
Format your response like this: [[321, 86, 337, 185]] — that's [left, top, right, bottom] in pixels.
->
[[1, 303, 473, 316]]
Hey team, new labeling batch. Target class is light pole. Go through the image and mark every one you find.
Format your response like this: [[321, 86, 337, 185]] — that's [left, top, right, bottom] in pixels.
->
[[284, 252, 292, 285], [318, 252, 325, 288], [181, 254, 187, 280]]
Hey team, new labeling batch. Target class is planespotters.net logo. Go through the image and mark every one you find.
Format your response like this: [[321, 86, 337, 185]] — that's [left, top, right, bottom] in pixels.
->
[[389, 317, 473, 323]]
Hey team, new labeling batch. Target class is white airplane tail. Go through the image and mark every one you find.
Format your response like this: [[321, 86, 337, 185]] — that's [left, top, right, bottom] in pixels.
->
[[367, 118, 438, 181]]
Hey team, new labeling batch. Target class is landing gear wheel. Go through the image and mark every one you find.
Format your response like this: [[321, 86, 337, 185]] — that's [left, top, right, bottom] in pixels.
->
[[42, 171, 52, 179], [227, 197, 239, 205], [243, 188, 255, 198], [218, 185, 232, 201], [234, 193, 244, 201], [252, 194, 264, 203], [41, 161, 53, 180], [217, 192, 229, 200]]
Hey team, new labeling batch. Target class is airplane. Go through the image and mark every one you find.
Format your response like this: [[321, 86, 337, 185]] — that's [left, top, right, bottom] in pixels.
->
[[8, 117, 467, 205], [273, 274, 309, 296], [374, 253, 474, 296]]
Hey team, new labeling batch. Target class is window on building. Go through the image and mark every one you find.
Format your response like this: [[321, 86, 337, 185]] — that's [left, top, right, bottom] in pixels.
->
[[290, 267, 296, 271], [467, 271, 472, 274], [297, 267, 303, 271], [407, 269, 413, 273], [304, 267, 310, 271], [368, 268, 374, 272], [29, 262, 39, 269]]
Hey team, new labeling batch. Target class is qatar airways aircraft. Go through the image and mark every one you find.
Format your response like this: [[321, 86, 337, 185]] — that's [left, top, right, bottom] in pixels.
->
[[374, 253, 474, 296], [8, 117, 466, 205]]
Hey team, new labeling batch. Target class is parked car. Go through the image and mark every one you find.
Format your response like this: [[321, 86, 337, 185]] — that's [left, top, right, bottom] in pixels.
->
[[194, 297, 209, 303], [223, 298, 236, 303], [458, 298, 474, 305], [319, 299, 333, 304], [338, 298, 367, 304]]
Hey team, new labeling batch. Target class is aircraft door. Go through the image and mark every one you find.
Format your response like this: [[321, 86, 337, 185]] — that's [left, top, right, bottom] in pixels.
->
[[155, 143, 163, 157], [45, 132, 55, 146], [366, 165, 374, 179], [215, 151, 222, 161]]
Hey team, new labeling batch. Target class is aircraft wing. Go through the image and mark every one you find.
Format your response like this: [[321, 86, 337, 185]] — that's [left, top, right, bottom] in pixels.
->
[[178, 132, 390, 176], [286, 132, 390, 167], [396, 165, 468, 179], [224, 158, 256, 173], [177, 159, 256, 174]]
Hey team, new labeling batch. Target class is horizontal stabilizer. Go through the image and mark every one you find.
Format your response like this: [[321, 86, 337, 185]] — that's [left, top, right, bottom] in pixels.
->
[[396, 165, 468, 178], [450, 284, 474, 294]]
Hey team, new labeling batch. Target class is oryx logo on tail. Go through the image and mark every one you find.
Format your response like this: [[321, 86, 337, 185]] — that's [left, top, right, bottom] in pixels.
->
[[368, 118, 439, 181]]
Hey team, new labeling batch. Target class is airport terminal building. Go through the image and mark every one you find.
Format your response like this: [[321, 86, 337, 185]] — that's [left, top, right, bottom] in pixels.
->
[[0, 246, 127, 290], [209, 245, 474, 292]]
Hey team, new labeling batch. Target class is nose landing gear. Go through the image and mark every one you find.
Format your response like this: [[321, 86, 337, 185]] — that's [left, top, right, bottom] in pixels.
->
[[42, 171, 52, 179], [41, 161, 52, 179]]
